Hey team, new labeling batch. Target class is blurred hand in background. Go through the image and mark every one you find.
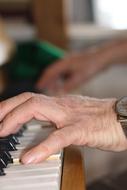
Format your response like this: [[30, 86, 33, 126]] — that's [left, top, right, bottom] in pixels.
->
[[36, 39, 127, 95], [36, 49, 108, 94]]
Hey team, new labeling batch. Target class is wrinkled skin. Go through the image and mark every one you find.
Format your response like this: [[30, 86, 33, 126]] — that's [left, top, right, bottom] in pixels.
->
[[0, 92, 126, 164]]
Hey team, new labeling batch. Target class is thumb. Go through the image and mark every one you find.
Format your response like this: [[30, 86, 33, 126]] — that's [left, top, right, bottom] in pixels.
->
[[21, 126, 77, 164]]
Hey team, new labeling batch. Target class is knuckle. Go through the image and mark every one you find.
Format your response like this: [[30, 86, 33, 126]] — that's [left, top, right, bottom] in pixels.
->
[[21, 92, 34, 99], [29, 96, 41, 106], [52, 130, 68, 147], [39, 143, 51, 154]]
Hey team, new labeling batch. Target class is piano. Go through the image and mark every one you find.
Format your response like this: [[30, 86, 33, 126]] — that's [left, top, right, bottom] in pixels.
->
[[0, 120, 86, 190]]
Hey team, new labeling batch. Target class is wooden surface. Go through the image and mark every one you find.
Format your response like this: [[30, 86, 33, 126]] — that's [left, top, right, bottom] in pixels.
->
[[33, 0, 68, 49], [61, 146, 86, 190]]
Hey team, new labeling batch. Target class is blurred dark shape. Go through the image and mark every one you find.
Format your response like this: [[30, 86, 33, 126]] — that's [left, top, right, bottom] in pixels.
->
[[87, 170, 127, 190], [0, 40, 64, 100], [0, 0, 32, 22]]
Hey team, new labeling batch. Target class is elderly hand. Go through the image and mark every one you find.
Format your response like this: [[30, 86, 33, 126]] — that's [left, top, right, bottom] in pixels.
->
[[0, 92, 126, 164]]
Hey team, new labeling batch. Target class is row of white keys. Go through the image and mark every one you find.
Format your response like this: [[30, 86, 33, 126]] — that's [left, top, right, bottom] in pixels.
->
[[1, 122, 63, 190], [1, 160, 62, 189]]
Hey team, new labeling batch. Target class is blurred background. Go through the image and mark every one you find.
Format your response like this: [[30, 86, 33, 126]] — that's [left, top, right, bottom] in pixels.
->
[[1, 0, 127, 189]]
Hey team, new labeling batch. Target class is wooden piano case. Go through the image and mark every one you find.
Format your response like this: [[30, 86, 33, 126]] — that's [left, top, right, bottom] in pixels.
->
[[61, 146, 86, 190]]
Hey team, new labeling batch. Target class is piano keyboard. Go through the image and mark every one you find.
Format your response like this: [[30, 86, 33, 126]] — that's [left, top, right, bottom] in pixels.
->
[[0, 121, 63, 190]]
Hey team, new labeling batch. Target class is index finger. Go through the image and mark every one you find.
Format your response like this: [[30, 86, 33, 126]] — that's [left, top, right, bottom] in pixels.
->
[[21, 126, 77, 164], [0, 92, 34, 121]]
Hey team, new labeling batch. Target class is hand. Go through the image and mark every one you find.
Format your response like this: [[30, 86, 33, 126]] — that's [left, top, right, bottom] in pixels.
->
[[0, 92, 126, 164], [36, 49, 108, 94]]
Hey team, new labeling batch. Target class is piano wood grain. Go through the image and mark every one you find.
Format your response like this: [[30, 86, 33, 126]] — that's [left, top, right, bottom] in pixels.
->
[[61, 146, 86, 190]]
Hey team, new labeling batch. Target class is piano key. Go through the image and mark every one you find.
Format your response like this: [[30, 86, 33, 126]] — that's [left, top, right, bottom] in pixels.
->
[[0, 121, 63, 190], [15, 126, 27, 137], [5, 161, 61, 172], [0, 180, 60, 190], [1, 181, 59, 190], [0, 168, 60, 179], [15, 130, 23, 137], [0, 140, 17, 151], [0, 151, 13, 164], [0, 168, 5, 176], [0, 175, 59, 183], [8, 135, 20, 144], [22, 124, 27, 131], [0, 158, 7, 168], [2, 185, 59, 190]]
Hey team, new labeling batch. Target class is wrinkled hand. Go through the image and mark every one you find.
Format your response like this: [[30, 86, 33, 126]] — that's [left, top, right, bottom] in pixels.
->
[[0, 92, 126, 164], [36, 50, 107, 94]]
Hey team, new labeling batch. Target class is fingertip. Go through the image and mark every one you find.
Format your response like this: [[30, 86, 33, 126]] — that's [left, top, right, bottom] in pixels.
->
[[21, 148, 46, 164], [21, 150, 35, 164]]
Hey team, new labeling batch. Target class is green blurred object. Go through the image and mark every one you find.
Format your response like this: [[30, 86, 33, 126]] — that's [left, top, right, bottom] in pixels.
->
[[8, 40, 65, 81]]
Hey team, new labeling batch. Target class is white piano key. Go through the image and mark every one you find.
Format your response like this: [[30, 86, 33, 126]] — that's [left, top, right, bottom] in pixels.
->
[[1, 168, 60, 179], [6, 163, 61, 173], [1, 181, 59, 190], [26, 125, 55, 133], [2, 185, 59, 190], [0, 175, 59, 184], [1, 182, 59, 190]]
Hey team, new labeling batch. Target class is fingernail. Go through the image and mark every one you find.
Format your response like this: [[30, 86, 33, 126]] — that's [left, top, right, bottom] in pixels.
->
[[22, 151, 43, 164], [22, 152, 36, 164], [23, 157, 35, 164]]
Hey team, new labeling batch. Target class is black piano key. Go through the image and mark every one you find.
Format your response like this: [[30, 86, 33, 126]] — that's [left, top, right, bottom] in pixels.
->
[[0, 135, 20, 145], [4, 151, 12, 160], [15, 124, 28, 137], [0, 158, 7, 168], [0, 168, 5, 176], [22, 124, 27, 131], [9, 135, 20, 145], [0, 151, 13, 164], [0, 140, 17, 151], [15, 129, 23, 137]]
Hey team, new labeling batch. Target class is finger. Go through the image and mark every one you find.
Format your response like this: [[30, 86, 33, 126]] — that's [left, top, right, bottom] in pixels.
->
[[49, 72, 83, 93], [36, 58, 72, 90], [21, 126, 77, 164], [0, 98, 48, 137], [0, 92, 34, 121], [64, 74, 84, 92], [62, 69, 93, 92]]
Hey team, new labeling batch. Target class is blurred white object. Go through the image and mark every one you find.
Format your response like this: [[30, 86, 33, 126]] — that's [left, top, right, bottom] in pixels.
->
[[0, 18, 15, 93], [5, 20, 36, 42], [93, 0, 127, 29], [0, 42, 10, 66], [0, 19, 15, 66]]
